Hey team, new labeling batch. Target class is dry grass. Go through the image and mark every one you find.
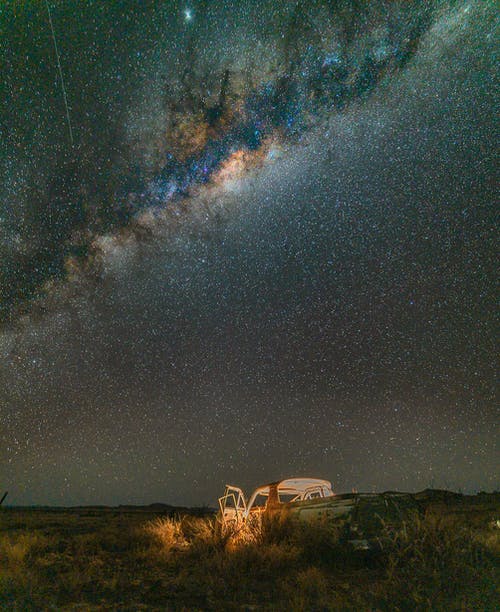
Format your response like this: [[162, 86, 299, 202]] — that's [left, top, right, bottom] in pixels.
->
[[0, 496, 499, 610], [368, 512, 500, 610]]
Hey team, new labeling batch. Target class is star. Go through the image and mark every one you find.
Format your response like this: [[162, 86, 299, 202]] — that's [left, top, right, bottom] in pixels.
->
[[184, 8, 193, 22]]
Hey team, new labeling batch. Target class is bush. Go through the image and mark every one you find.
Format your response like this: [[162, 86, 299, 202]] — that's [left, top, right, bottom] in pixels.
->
[[367, 513, 500, 610]]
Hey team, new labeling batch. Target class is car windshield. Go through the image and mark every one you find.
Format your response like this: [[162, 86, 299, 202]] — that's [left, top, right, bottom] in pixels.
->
[[251, 493, 268, 508], [279, 492, 300, 503]]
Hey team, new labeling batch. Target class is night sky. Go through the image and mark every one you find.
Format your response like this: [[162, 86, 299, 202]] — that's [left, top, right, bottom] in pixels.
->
[[1, 1, 498, 506]]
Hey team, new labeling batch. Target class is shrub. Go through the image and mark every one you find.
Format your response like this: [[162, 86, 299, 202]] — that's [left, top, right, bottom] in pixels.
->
[[368, 513, 499, 610], [143, 516, 187, 553]]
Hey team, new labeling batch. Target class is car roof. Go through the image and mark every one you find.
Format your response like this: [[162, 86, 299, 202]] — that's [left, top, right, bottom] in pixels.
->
[[253, 478, 332, 495]]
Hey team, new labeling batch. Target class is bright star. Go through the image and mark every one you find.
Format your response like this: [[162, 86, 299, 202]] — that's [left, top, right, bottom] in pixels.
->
[[184, 8, 193, 22]]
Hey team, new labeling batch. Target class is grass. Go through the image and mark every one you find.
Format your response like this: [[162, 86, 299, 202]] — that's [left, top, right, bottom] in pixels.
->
[[0, 495, 499, 611]]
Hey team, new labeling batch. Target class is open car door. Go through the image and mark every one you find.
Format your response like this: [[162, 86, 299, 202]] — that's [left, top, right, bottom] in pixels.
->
[[218, 485, 247, 526]]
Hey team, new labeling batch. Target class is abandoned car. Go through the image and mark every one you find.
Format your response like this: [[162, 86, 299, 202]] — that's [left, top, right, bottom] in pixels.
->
[[218, 478, 335, 525], [218, 477, 421, 548]]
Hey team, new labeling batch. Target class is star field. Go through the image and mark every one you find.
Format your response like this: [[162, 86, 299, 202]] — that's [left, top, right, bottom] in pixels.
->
[[0, 1, 498, 505]]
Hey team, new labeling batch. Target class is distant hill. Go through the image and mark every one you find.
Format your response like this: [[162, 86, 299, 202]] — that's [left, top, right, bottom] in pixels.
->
[[2, 504, 216, 515]]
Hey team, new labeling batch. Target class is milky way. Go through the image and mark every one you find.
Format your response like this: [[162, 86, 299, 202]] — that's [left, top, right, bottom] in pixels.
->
[[1, 1, 498, 505], [1, 0, 438, 315], [126, 3, 433, 217]]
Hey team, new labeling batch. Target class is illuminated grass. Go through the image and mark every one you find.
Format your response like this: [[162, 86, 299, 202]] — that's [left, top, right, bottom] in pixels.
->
[[0, 498, 498, 610]]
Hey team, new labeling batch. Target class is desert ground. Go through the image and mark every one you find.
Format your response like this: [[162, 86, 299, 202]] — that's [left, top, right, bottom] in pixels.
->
[[1, 491, 499, 611]]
